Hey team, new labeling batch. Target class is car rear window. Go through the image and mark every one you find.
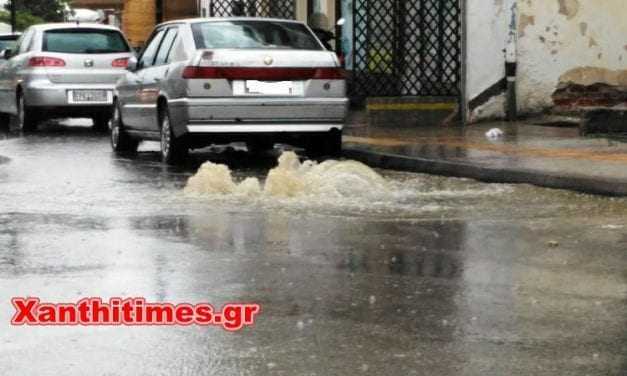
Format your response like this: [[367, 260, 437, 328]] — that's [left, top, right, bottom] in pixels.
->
[[43, 29, 130, 54], [191, 21, 323, 51], [0, 37, 18, 52]]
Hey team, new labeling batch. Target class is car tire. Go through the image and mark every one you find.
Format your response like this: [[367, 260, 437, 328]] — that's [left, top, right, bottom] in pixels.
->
[[246, 139, 274, 154], [110, 102, 139, 154], [306, 130, 342, 157], [16, 94, 38, 132], [92, 113, 111, 133], [160, 107, 188, 165], [0, 112, 10, 130]]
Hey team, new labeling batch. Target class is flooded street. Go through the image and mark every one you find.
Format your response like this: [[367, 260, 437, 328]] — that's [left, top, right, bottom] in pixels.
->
[[1, 121, 626, 375]]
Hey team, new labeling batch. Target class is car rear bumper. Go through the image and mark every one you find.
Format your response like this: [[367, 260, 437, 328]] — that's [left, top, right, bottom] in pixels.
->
[[23, 81, 116, 108], [186, 123, 343, 134], [168, 97, 348, 137]]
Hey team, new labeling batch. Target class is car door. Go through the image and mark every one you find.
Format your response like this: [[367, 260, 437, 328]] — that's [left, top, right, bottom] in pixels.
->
[[0, 28, 35, 114], [121, 27, 165, 129], [136, 26, 179, 132]]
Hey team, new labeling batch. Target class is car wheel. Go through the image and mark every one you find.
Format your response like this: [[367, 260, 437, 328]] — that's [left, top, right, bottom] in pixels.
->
[[306, 131, 342, 158], [17, 94, 38, 132], [0, 112, 10, 130], [110, 102, 139, 154], [160, 107, 188, 165], [92, 113, 111, 133], [324, 130, 342, 157], [246, 138, 274, 154]]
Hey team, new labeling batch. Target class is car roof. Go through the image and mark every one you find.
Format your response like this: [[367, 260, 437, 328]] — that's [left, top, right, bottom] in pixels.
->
[[30, 23, 122, 32], [157, 17, 304, 28]]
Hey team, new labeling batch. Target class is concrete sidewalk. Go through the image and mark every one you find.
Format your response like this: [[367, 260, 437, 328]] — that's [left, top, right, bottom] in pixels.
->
[[343, 121, 627, 196]]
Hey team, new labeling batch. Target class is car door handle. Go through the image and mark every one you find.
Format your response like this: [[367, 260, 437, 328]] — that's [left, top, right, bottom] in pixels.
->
[[154, 78, 161, 83]]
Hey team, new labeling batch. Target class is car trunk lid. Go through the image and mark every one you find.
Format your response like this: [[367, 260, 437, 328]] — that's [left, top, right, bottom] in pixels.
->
[[41, 52, 131, 84]]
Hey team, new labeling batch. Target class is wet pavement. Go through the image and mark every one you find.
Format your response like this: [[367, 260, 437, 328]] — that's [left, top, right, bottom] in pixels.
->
[[345, 121, 627, 195], [1, 120, 627, 375]]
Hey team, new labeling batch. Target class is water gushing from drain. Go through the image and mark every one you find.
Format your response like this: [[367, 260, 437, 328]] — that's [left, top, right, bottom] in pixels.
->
[[184, 151, 389, 198]]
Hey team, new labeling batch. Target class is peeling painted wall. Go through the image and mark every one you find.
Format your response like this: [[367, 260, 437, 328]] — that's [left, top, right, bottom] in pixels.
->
[[467, 0, 627, 121], [517, 0, 627, 113]]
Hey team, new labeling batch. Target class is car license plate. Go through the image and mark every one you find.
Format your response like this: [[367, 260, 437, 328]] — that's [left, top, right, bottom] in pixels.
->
[[69, 90, 111, 104], [245, 80, 294, 96]]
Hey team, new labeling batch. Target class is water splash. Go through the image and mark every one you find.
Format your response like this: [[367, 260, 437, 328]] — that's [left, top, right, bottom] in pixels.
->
[[183, 151, 516, 217], [184, 151, 389, 199]]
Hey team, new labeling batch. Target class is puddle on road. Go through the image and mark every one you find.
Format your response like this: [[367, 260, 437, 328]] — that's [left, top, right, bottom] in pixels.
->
[[183, 151, 514, 216]]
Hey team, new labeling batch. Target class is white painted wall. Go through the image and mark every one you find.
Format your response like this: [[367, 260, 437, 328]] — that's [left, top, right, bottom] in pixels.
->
[[465, 0, 517, 121]]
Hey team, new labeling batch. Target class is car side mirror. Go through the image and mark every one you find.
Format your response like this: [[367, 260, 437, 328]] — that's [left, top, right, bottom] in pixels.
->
[[127, 56, 138, 71], [2, 49, 12, 59]]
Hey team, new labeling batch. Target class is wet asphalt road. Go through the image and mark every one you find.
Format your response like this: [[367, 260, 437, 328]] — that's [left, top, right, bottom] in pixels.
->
[[1, 120, 626, 375]]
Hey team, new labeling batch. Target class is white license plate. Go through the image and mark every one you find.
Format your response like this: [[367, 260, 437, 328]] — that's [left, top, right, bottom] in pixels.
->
[[69, 90, 111, 104], [245, 80, 294, 96]]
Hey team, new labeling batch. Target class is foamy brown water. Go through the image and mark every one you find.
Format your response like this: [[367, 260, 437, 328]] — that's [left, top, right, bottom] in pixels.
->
[[184, 151, 390, 199]]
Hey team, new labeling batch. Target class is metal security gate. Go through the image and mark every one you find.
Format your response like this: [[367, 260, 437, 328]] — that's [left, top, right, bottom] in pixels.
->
[[209, 0, 296, 19], [351, 0, 462, 101]]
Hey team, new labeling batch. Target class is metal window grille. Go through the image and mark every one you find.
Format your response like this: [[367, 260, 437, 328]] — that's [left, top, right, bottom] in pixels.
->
[[351, 0, 462, 101], [209, 0, 296, 19]]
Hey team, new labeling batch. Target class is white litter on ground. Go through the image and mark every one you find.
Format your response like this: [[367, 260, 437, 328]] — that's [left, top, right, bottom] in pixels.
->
[[485, 128, 504, 139]]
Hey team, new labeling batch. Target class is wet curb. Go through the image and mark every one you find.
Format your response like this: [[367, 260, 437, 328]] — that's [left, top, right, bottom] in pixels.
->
[[343, 146, 627, 197]]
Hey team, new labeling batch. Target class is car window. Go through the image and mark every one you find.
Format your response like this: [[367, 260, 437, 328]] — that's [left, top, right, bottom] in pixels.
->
[[0, 38, 18, 52], [191, 21, 323, 51], [139, 29, 166, 69], [154, 27, 178, 66], [165, 34, 181, 63], [42, 29, 130, 54]]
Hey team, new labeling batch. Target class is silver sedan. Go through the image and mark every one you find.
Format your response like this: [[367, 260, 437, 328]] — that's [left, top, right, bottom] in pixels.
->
[[0, 23, 133, 131], [111, 18, 348, 164]]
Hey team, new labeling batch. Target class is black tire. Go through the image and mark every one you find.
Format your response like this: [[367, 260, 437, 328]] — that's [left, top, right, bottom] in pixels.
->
[[110, 102, 139, 154], [160, 107, 188, 165], [0, 112, 10, 131], [92, 113, 111, 133], [16, 93, 38, 132], [246, 138, 274, 154], [305, 131, 342, 157]]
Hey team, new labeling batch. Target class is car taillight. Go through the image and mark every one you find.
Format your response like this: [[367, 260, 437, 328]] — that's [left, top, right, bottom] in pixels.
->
[[112, 58, 129, 68], [28, 56, 66, 67], [182, 67, 346, 80], [312, 68, 347, 79]]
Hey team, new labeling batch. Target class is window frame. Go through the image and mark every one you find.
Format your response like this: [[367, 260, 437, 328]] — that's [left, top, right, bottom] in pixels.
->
[[153, 26, 179, 67], [137, 27, 166, 71]]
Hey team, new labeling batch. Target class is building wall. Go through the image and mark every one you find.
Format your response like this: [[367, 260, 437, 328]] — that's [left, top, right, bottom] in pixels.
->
[[164, 0, 198, 21], [466, 0, 514, 121], [517, 0, 627, 112], [468, 0, 627, 121], [122, 0, 156, 47], [121, 0, 198, 47]]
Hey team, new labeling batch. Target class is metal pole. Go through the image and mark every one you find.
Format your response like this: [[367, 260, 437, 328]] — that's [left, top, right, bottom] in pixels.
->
[[10, 0, 17, 33], [505, 0, 518, 121], [459, 0, 468, 125]]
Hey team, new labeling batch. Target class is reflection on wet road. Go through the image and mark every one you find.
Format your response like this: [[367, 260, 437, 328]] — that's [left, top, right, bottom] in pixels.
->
[[1, 121, 626, 375]]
